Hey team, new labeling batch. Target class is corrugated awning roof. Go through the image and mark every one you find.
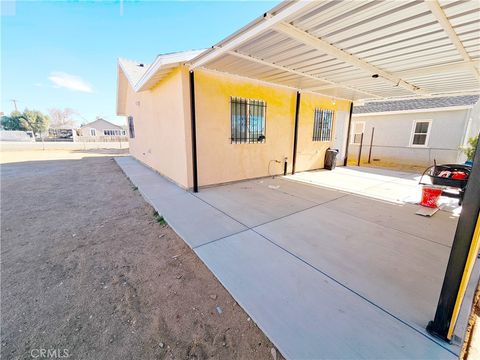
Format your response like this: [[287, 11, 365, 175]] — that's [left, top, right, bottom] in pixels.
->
[[188, 0, 480, 101], [353, 94, 480, 114]]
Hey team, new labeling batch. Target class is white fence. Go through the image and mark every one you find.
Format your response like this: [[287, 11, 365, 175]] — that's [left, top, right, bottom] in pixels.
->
[[1, 141, 129, 151]]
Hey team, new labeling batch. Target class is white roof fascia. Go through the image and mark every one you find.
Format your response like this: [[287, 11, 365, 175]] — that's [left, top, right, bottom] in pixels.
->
[[135, 49, 206, 91]]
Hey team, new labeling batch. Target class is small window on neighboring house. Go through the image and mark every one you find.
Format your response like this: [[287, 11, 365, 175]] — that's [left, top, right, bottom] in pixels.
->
[[313, 108, 334, 141], [128, 116, 135, 139], [351, 121, 365, 144], [230, 97, 266, 144], [410, 120, 431, 146], [90, 129, 96, 136], [122, 130, 126, 136]]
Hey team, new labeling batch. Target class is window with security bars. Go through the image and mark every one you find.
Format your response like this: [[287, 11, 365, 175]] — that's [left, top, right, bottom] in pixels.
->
[[312, 108, 334, 141], [230, 97, 266, 144], [410, 120, 430, 146]]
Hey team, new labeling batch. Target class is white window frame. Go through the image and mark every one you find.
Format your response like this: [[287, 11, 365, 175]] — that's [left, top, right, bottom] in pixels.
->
[[350, 121, 365, 144], [409, 119, 432, 147]]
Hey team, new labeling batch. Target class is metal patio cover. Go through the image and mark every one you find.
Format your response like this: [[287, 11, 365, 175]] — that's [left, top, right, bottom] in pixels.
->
[[188, 0, 480, 101]]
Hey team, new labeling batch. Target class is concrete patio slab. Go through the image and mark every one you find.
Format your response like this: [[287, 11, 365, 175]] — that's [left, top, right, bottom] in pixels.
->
[[323, 194, 457, 247], [287, 166, 461, 211], [195, 230, 456, 360], [115, 156, 467, 359], [254, 205, 450, 331], [116, 157, 246, 248], [197, 178, 339, 227]]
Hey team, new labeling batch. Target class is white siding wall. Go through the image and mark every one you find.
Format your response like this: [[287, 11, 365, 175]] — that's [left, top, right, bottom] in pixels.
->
[[350, 109, 469, 166], [332, 110, 349, 165]]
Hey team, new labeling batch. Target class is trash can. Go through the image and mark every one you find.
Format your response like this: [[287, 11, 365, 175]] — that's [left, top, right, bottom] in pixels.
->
[[324, 148, 339, 170]]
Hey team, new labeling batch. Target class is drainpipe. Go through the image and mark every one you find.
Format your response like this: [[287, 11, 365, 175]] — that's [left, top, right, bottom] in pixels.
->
[[189, 70, 199, 193], [292, 91, 301, 174], [343, 102, 354, 166]]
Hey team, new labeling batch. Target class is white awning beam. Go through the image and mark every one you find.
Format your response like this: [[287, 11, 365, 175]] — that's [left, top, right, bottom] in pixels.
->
[[226, 50, 382, 98], [425, 0, 480, 81], [273, 21, 429, 96], [397, 61, 480, 78], [189, 0, 313, 70]]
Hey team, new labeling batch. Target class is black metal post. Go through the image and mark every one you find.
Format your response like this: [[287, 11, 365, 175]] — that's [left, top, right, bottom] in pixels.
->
[[357, 132, 364, 166], [368, 127, 375, 164], [343, 102, 354, 166], [189, 70, 199, 193], [292, 91, 301, 175], [283, 160, 288, 176], [427, 137, 480, 341]]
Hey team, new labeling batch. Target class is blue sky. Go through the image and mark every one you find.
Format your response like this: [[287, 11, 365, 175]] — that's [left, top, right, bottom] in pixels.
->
[[1, 0, 279, 125]]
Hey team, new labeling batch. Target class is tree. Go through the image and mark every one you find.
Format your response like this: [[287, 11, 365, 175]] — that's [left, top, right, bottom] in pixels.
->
[[48, 108, 78, 128], [1, 111, 23, 130], [0, 109, 50, 135], [461, 135, 479, 161]]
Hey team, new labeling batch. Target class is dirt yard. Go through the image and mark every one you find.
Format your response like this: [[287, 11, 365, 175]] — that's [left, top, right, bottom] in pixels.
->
[[1, 150, 281, 359]]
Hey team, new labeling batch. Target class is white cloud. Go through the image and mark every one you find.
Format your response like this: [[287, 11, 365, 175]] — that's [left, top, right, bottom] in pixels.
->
[[48, 72, 93, 93]]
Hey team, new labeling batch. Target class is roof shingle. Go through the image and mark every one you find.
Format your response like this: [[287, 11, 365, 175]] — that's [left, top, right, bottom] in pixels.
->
[[353, 95, 479, 114]]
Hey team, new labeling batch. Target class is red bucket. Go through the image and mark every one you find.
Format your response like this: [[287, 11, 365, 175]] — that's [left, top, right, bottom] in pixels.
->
[[420, 186, 443, 208]]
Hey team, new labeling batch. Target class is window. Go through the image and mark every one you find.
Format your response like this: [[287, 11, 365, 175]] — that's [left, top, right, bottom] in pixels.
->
[[313, 108, 334, 141], [410, 120, 431, 146], [128, 116, 135, 139], [90, 129, 96, 136], [351, 121, 365, 144], [230, 97, 266, 144], [121, 130, 126, 136]]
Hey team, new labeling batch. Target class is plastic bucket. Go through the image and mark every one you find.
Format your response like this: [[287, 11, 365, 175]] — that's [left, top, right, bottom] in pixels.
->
[[420, 186, 443, 208]]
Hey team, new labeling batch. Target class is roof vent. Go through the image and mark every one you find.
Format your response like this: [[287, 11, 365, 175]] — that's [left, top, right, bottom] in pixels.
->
[[138, 63, 144, 67]]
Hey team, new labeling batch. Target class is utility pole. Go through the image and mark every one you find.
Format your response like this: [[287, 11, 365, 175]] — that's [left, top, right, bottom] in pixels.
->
[[10, 99, 18, 112]]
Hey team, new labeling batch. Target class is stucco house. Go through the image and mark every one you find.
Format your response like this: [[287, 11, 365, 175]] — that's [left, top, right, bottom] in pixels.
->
[[351, 95, 480, 166], [79, 118, 127, 138], [117, 52, 352, 191], [116, 1, 480, 193]]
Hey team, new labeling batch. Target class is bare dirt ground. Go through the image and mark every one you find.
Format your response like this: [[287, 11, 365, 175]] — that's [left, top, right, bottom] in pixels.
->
[[347, 159, 426, 173], [1, 150, 281, 360]]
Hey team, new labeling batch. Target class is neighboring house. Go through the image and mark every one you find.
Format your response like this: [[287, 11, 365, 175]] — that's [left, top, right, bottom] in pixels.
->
[[117, 52, 351, 190], [79, 118, 127, 138], [351, 96, 480, 166]]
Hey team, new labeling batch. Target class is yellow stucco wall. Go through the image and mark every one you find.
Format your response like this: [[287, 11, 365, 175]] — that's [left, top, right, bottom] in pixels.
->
[[194, 69, 351, 186], [194, 69, 295, 186], [123, 68, 192, 188], [121, 65, 351, 189], [295, 92, 350, 172]]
